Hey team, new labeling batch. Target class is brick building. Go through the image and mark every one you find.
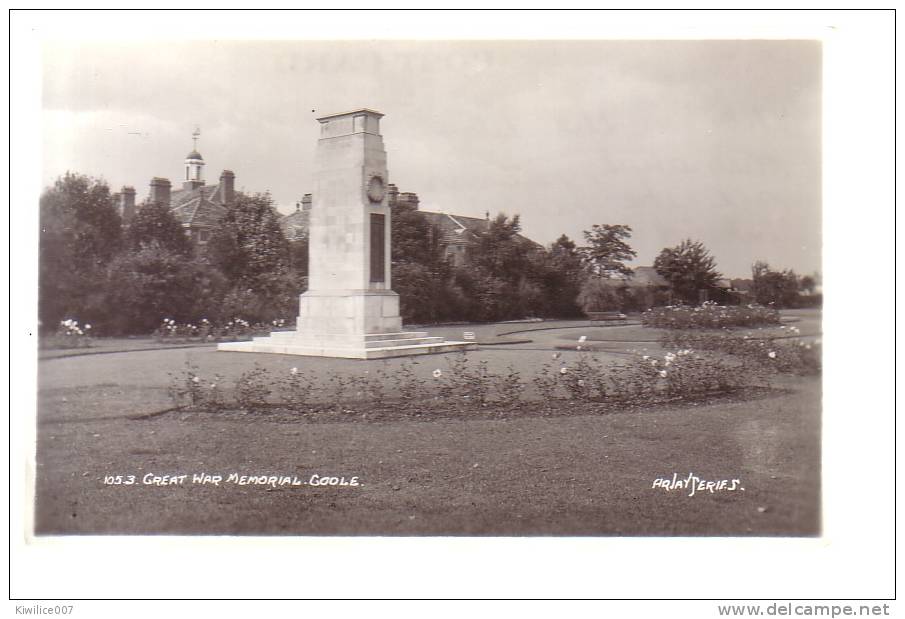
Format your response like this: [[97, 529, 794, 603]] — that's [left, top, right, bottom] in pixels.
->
[[112, 132, 237, 247]]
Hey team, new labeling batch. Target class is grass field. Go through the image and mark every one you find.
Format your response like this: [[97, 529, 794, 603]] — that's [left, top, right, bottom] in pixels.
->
[[35, 366, 820, 536]]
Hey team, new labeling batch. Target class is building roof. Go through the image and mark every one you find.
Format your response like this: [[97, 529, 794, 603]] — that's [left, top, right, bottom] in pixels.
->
[[186, 150, 204, 160], [280, 206, 310, 241], [602, 266, 670, 288], [418, 210, 544, 250], [169, 184, 227, 228], [628, 266, 670, 287]]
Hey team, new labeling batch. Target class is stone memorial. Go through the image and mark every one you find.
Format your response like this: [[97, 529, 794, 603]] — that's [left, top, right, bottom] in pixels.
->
[[219, 109, 475, 359]]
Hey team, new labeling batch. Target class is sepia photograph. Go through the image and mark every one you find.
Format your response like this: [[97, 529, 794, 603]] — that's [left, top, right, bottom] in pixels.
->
[[10, 8, 896, 607], [33, 37, 823, 537]]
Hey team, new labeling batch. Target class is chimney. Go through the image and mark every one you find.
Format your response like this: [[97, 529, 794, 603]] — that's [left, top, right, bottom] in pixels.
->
[[149, 177, 171, 207], [387, 183, 399, 208], [397, 192, 420, 211], [302, 194, 312, 211], [219, 170, 235, 206], [120, 186, 136, 223]]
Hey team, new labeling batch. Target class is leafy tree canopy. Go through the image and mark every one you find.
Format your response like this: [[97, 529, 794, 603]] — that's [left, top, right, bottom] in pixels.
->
[[39, 173, 123, 329], [40, 172, 123, 271], [105, 244, 226, 334], [392, 197, 444, 266], [751, 260, 801, 308], [207, 192, 290, 286], [653, 239, 721, 304], [580, 224, 637, 277], [470, 213, 533, 283], [125, 201, 193, 257]]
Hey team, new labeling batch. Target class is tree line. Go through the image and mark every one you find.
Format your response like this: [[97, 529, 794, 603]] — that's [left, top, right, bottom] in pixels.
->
[[38, 173, 818, 336]]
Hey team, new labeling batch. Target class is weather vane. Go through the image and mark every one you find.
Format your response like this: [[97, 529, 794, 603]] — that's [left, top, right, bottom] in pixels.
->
[[192, 126, 201, 150]]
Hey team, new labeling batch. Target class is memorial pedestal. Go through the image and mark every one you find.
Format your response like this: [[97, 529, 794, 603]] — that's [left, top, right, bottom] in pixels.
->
[[218, 108, 474, 359]]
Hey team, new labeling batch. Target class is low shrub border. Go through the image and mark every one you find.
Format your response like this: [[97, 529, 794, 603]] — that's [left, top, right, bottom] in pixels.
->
[[153, 317, 290, 344], [658, 329, 821, 376], [166, 338, 808, 420], [40, 319, 94, 350], [641, 302, 780, 330]]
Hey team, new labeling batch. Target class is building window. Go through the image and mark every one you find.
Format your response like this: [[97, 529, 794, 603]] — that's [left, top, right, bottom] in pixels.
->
[[199, 230, 210, 243]]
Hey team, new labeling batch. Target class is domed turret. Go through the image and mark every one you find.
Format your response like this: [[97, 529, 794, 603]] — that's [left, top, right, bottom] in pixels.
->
[[184, 128, 205, 190]]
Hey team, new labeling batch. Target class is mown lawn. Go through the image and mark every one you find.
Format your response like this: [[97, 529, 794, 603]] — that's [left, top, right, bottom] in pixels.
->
[[34, 376, 820, 536]]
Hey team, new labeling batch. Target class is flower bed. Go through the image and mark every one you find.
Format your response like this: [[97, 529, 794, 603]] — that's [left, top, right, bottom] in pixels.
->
[[40, 319, 94, 349], [166, 344, 788, 420], [153, 317, 289, 344], [641, 302, 780, 330], [659, 329, 821, 376]]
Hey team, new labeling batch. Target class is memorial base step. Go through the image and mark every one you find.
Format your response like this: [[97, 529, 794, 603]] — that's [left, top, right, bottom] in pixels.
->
[[218, 331, 477, 359]]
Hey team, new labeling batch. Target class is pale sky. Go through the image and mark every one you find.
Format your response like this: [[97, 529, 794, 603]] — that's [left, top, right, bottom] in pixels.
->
[[42, 39, 821, 278]]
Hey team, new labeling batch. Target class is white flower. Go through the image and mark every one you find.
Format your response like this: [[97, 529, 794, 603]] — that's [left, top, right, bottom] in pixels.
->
[[577, 379, 585, 387], [559, 367, 568, 375], [85, 324, 91, 330], [768, 351, 777, 359], [659, 370, 668, 378], [432, 369, 442, 378], [192, 376, 201, 384], [642, 355, 650, 360], [290, 367, 298, 375], [552, 352, 561, 360], [650, 360, 658, 366], [576, 345, 582, 351], [578, 335, 587, 343]]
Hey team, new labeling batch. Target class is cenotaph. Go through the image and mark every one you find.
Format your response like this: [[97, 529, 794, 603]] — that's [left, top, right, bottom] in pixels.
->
[[219, 109, 475, 359]]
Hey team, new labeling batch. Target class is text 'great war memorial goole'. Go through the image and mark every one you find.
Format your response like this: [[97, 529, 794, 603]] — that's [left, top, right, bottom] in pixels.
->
[[219, 109, 475, 359]]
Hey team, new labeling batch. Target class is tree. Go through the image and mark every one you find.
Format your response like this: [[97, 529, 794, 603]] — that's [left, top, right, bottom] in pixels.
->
[[452, 265, 512, 322], [799, 274, 817, 294], [580, 224, 637, 277], [653, 239, 721, 304], [751, 261, 800, 308], [577, 277, 626, 313], [470, 213, 533, 282], [539, 235, 585, 317], [206, 192, 299, 321], [105, 244, 226, 334], [207, 192, 290, 284], [390, 196, 458, 323], [39, 173, 123, 330], [550, 234, 584, 278], [469, 213, 556, 319], [125, 201, 192, 256], [392, 197, 440, 265]]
